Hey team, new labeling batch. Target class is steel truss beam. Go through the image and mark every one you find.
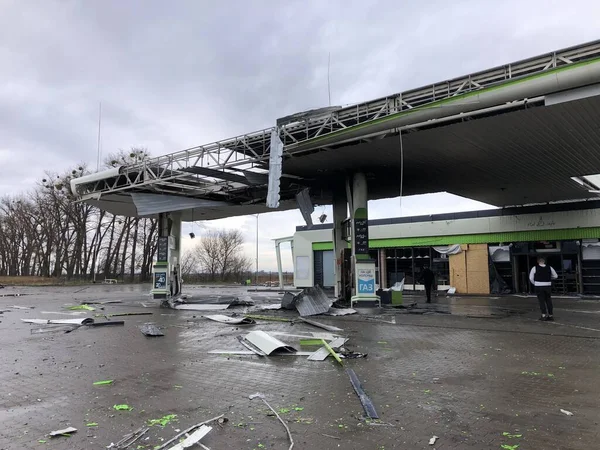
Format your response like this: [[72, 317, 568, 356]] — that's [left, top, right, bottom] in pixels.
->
[[74, 40, 600, 198]]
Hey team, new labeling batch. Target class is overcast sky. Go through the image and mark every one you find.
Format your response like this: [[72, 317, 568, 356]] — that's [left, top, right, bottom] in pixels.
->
[[1, 0, 599, 271]]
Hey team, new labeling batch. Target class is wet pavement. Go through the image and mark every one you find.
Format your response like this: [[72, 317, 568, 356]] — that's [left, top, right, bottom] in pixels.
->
[[0, 284, 599, 449]]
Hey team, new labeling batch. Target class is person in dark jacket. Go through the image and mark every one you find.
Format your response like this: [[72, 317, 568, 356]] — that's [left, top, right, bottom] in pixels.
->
[[529, 256, 558, 321], [419, 265, 435, 303]]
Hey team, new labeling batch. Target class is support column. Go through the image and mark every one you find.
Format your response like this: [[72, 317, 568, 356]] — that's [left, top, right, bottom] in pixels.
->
[[350, 172, 380, 307], [151, 212, 182, 304], [332, 191, 347, 299]]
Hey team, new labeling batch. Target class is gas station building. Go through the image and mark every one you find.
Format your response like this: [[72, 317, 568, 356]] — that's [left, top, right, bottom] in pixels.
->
[[69, 39, 600, 304], [292, 200, 600, 296]]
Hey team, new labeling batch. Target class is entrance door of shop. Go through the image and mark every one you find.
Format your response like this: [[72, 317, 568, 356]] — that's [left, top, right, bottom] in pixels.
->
[[515, 253, 579, 294]]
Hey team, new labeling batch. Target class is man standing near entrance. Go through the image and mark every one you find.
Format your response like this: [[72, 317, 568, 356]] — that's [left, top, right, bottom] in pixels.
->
[[419, 265, 435, 303], [529, 257, 558, 321]]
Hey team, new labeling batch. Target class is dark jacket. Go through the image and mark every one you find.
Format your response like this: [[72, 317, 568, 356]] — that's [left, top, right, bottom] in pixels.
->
[[419, 268, 435, 285]]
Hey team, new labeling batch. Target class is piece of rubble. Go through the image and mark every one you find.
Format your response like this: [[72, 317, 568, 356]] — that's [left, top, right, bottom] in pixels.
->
[[49, 427, 77, 437]]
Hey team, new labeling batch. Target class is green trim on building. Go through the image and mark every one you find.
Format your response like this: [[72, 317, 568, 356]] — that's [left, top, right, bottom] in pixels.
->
[[311, 227, 600, 251], [313, 241, 336, 251]]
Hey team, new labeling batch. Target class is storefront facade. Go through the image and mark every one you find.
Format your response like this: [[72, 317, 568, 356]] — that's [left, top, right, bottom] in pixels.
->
[[292, 201, 600, 295]]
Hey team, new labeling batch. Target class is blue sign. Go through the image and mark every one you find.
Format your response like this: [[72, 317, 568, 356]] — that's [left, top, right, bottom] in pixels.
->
[[357, 268, 375, 294]]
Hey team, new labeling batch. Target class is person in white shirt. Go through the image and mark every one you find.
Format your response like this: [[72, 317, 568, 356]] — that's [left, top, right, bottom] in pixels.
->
[[529, 257, 558, 321]]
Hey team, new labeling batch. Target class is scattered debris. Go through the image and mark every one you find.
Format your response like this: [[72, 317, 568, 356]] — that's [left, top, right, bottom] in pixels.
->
[[258, 304, 282, 310], [49, 426, 77, 437], [237, 335, 268, 356], [502, 432, 523, 438], [140, 323, 164, 337], [281, 292, 296, 310], [83, 300, 123, 305], [298, 317, 343, 332], [101, 312, 153, 317], [294, 286, 332, 316], [154, 414, 225, 450], [208, 350, 313, 356], [324, 308, 357, 316], [110, 426, 149, 449], [269, 331, 339, 341], [241, 331, 296, 355], [346, 369, 379, 419], [87, 320, 124, 327], [429, 435, 439, 445], [8, 305, 34, 310], [204, 315, 256, 325], [148, 414, 178, 427], [93, 380, 114, 386], [21, 318, 94, 325], [167, 425, 212, 450], [322, 433, 341, 440], [500, 445, 519, 450], [560, 409, 574, 416], [306, 338, 347, 362], [249, 393, 294, 450], [244, 314, 292, 323], [339, 350, 368, 359], [41, 311, 87, 316], [175, 304, 230, 311], [113, 404, 133, 411], [86, 422, 98, 427], [67, 304, 95, 311]]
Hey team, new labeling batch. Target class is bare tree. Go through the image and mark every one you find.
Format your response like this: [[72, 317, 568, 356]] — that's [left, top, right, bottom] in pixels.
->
[[180, 250, 200, 277], [193, 229, 249, 282]]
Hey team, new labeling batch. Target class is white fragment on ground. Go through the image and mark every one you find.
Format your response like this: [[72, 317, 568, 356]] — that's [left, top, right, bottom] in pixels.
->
[[429, 435, 439, 445], [49, 426, 77, 437], [560, 409, 574, 416]]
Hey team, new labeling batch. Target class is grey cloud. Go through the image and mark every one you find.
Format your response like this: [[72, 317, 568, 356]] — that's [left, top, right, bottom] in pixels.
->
[[2, 0, 599, 267]]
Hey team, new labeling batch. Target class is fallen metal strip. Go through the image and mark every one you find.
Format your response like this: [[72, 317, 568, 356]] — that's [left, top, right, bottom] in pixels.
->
[[86, 321, 125, 327], [209, 350, 313, 356], [205, 315, 256, 325], [175, 304, 230, 311], [22, 318, 94, 325], [346, 369, 379, 419], [249, 393, 294, 450], [298, 317, 343, 332]]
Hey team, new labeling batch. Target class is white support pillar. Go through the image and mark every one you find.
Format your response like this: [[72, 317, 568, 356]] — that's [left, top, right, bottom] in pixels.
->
[[274, 237, 293, 291], [350, 172, 380, 307]]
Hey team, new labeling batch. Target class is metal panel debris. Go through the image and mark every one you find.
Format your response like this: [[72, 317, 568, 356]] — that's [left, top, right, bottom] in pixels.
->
[[346, 369, 379, 419], [175, 304, 230, 311], [324, 308, 357, 316], [294, 286, 333, 316], [281, 292, 296, 310], [236, 335, 267, 356], [48, 427, 77, 437], [167, 425, 212, 450], [205, 315, 256, 325], [154, 414, 224, 450], [307, 338, 348, 361], [22, 318, 94, 325], [140, 323, 164, 336], [243, 331, 296, 355], [208, 350, 313, 356], [298, 317, 343, 332]]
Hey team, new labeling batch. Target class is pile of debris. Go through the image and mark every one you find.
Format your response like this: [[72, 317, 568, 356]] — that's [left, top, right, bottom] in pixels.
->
[[262, 286, 357, 317]]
